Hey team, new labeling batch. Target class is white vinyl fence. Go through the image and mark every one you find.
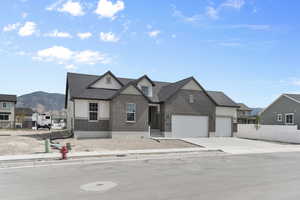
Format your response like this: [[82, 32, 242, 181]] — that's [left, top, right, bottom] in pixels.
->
[[237, 124, 300, 144]]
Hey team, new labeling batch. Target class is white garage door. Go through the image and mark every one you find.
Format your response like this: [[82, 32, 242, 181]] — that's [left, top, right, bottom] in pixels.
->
[[172, 115, 208, 138], [216, 117, 232, 137]]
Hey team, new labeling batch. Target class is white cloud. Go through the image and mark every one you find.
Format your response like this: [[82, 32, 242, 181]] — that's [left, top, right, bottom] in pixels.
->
[[221, 0, 245, 9], [37, 46, 73, 60], [3, 23, 21, 32], [77, 32, 92, 39], [46, 0, 64, 11], [218, 42, 241, 47], [146, 24, 152, 29], [205, 6, 219, 19], [229, 24, 271, 31], [57, 0, 85, 16], [100, 32, 119, 42], [172, 5, 202, 23], [172, 0, 245, 23], [148, 30, 160, 38], [65, 64, 77, 70], [95, 0, 125, 19], [18, 21, 37, 36], [16, 51, 30, 56], [21, 12, 28, 18], [34, 46, 110, 66], [74, 50, 109, 64], [44, 29, 72, 38], [171, 34, 176, 38]]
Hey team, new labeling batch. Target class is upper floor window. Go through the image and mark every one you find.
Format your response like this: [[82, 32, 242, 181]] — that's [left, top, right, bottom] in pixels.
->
[[141, 86, 149, 96], [276, 114, 282, 122], [126, 103, 136, 122], [0, 113, 9, 121], [189, 95, 194, 103], [3, 103, 6, 108], [89, 103, 98, 121], [106, 76, 112, 84], [285, 113, 294, 125]]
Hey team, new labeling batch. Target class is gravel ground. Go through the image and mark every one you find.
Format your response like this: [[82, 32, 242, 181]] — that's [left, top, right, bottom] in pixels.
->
[[55, 138, 196, 152], [0, 130, 196, 155], [0, 129, 50, 155]]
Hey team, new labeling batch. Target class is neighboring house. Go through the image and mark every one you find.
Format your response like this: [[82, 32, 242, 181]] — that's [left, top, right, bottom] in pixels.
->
[[65, 71, 239, 139], [15, 107, 34, 128], [260, 94, 300, 129], [0, 94, 17, 129], [237, 103, 257, 124]]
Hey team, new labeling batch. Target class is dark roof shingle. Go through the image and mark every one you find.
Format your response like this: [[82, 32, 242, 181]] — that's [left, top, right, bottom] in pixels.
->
[[207, 91, 239, 108], [67, 72, 238, 107], [0, 94, 17, 102]]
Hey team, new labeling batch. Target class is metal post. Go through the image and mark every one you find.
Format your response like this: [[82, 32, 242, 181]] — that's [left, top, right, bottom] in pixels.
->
[[45, 139, 50, 153]]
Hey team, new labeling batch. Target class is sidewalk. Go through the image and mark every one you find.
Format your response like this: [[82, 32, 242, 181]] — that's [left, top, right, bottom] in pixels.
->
[[0, 147, 218, 162]]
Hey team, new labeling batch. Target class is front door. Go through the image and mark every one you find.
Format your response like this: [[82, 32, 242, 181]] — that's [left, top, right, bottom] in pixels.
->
[[149, 106, 159, 129]]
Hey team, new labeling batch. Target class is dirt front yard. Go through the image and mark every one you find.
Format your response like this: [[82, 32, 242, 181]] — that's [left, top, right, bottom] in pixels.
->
[[0, 130, 196, 156]]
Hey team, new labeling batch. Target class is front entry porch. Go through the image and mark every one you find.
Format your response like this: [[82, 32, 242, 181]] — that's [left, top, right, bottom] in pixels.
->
[[148, 105, 163, 137]]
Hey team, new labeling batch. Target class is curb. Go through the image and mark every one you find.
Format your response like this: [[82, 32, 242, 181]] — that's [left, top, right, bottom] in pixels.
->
[[0, 148, 221, 162]]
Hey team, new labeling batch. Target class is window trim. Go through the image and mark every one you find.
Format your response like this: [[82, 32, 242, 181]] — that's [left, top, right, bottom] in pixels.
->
[[189, 94, 194, 103], [88, 102, 99, 122], [106, 76, 112, 84], [141, 86, 149, 96], [0, 113, 9, 121], [276, 113, 282, 122], [126, 103, 136, 123], [285, 113, 294, 125]]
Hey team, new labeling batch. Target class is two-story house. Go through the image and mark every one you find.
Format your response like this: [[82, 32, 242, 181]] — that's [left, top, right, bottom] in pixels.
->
[[237, 103, 257, 124], [0, 94, 17, 129], [65, 71, 239, 139]]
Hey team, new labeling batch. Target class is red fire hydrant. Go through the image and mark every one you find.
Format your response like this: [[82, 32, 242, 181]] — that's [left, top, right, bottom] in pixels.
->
[[60, 145, 68, 160]]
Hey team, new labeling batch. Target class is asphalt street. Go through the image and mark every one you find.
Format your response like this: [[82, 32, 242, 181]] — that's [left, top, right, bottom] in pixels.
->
[[1, 151, 300, 200]]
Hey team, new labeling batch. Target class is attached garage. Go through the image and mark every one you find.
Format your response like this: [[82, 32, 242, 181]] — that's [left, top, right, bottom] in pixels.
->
[[171, 115, 209, 138], [216, 117, 232, 137]]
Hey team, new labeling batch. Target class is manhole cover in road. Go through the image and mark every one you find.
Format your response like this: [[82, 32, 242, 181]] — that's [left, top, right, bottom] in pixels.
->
[[80, 181, 117, 192]]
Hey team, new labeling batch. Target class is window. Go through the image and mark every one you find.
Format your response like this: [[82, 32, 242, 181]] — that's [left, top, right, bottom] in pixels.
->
[[106, 76, 112, 84], [3, 103, 6, 108], [0, 113, 9, 121], [126, 103, 136, 122], [276, 114, 282, 122], [189, 94, 194, 103], [285, 113, 294, 125], [141, 86, 149, 96], [89, 103, 98, 121]]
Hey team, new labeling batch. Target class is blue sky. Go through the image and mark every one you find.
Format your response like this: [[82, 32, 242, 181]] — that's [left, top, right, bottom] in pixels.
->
[[0, 0, 299, 107]]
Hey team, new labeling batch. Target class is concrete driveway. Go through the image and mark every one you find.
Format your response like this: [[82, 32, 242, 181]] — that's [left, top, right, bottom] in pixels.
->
[[182, 137, 300, 154]]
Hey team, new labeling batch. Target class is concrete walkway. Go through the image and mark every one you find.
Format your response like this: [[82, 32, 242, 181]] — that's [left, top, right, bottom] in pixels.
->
[[182, 137, 300, 154], [0, 147, 211, 162]]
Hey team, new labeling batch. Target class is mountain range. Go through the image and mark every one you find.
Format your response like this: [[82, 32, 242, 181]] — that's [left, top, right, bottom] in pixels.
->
[[17, 91, 65, 113]]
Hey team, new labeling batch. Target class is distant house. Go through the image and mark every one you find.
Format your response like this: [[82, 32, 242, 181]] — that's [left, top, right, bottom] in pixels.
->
[[65, 71, 239, 139], [15, 107, 34, 128], [0, 94, 17, 128], [237, 103, 257, 124], [260, 94, 300, 129]]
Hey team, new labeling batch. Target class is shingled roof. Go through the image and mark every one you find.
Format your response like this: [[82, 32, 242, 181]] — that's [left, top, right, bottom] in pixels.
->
[[0, 94, 17, 102], [207, 91, 239, 108], [66, 72, 238, 107]]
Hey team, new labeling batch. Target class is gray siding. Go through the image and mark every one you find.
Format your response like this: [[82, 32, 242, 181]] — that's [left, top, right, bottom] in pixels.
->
[[110, 94, 148, 132], [74, 119, 109, 131], [161, 90, 216, 132], [260, 95, 300, 128]]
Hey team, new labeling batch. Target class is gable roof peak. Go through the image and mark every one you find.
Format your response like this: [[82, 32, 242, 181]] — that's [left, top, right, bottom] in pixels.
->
[[86, 70, 124, 89], [135, 74, 155, 86]]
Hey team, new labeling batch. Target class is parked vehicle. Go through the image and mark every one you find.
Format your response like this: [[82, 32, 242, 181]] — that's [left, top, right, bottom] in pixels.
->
[[32, 113, 52, 130], [51, 119, 66, 130]]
